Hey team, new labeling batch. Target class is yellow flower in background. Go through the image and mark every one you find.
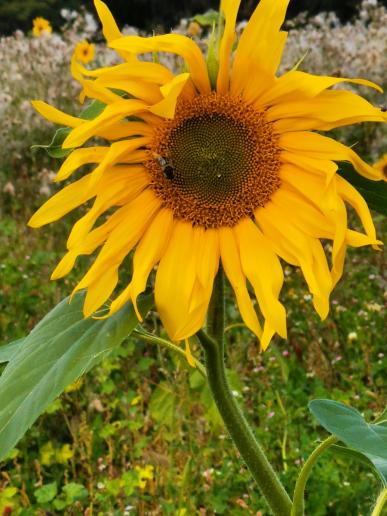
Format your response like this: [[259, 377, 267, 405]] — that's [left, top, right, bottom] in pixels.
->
[[374, 153, 387, 179], [30, 0, 385, 350], [32, 17, 52, 37], [74, 40, 95, 64], [135, 465, 154, 489], [187, 21, 202, 37]]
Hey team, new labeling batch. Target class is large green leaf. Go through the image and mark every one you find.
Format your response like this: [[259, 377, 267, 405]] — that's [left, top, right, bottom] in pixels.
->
[[0, 291, 152, 461], [309, 400, 387, 483], [338, 163, 387, 216], [331, 444, 387, 487], [375, 407, 387, 425], [0, 339, 24, 364], [366, 453, 387, 486]]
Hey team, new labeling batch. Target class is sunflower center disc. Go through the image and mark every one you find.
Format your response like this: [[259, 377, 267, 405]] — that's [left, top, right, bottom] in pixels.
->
[[147, 93, 281, 228]]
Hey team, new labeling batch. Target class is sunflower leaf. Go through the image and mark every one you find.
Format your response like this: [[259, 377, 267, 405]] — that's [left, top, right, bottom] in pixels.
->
[[192, 9, 221, 28], [80, 99, 106, 121], [0, 338, 25, 364], [0, 291, 152, 461], [309, 399, 387, 484], [31, 100, 107, 159], [330, 445, 387, 487], [31, 127, 72, 158], [338, 163, 387, 216]]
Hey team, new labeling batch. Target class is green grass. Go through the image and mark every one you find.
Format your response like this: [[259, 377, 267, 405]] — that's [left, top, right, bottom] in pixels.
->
[[0, 179, 386, 514]]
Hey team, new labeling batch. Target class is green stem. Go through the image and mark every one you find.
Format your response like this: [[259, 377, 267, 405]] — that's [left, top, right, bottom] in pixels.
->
[[371, 488, 387, 516], [291, 435, 338, 516], [133, 329, 206, 378], [206, 265, 225, 345], [197, 269, 292, 516]]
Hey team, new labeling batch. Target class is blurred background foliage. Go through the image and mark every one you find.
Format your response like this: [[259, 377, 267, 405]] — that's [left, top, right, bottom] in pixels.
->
[[0, 0, 372, 35]]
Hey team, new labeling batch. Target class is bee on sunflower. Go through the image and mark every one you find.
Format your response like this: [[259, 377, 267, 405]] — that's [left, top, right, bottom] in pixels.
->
[[30, 0, 385, 352]]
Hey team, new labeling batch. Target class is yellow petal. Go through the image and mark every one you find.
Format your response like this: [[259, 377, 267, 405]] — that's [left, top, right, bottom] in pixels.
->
[[150, 73, 190, 119], [31, 100, 82, 128], [234, 218, 287, 342], [280, 161, 339, 211], [51, 204, 131, 279], [28, 173, 97, 227], [174, 228, 219, 340], [271, 177, 334, 240], [328, 196, 348, 288], [271, 185, 347, 290], [67, 167, 149, 249], [62, 99, 148, 149], [94, 0, 122, 41], [217, 0, 241, 94], [77, 61, 174, 84], [219, 227, 262, 338], [346, 230, 382, 248], [109, 34, 211, 94], [83, 267, 119, 317], [239, 32, 287, 104], [71, 55, 163, 105], [196, 229, 220, 291], [271, 184, 350, 286], [73, 189, 160, 294], [55, 147, 108, 181], [94, 0, 135, 61], [231, 0, 290, 94], [280, 131, 384, 181], [51, 250, 80, 280], [335, 175, 378, 244], [87, 136, 151, 186], [100, 123, 154, 141], [79, 78, 124, 105], [280, 152, 339, 196], [184, 339, 196, 368], [256, 70, 382, 107], [269, 89, 386, 132], [154, 221, 198, 340], [107, 208, 174, 320], [94, 77, 163, 104], [256, 203, 332, 319]]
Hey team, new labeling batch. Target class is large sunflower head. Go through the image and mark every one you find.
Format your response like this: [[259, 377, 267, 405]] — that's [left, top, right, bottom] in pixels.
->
[[30, 0, 385, 350]]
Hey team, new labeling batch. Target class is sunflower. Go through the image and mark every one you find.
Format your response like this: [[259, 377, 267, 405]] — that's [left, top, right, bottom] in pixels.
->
[[32, 17, 52, 37], [30, 0, 386, 350], [74, 40, 95, 64]]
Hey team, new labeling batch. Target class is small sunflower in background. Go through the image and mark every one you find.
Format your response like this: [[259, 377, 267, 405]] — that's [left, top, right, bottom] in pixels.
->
[[30, 0, 386, 351], [374, 153, 387, 180], [74, 40, 95, 64], [32, 17, 52, 37]]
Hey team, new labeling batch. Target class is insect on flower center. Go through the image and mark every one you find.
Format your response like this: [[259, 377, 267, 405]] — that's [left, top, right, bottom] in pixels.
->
[[146, 93, 281, 228]]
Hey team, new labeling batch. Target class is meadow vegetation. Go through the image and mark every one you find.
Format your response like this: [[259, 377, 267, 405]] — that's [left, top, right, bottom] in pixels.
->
[[0, 1, 386, 513]]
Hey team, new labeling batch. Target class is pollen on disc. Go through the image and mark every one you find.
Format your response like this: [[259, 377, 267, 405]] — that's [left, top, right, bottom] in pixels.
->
[[146, 93, 281, 229]]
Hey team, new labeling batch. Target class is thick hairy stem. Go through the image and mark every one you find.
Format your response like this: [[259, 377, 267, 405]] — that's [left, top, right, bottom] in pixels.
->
[[197, 269, 292, 516]]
